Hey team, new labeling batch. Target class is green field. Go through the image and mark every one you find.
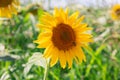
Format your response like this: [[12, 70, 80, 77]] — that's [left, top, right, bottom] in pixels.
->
[[0, 6, 120, 80]]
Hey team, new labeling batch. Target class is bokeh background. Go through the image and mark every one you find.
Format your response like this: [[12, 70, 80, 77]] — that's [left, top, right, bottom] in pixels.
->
[[0, 0, 120, 80]]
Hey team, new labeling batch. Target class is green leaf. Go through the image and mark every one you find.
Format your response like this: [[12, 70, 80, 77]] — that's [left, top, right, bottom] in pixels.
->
[[23, 52, 47, 76]]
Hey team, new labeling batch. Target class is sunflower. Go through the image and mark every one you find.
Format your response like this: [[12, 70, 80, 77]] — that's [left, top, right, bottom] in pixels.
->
[[111, 4, 120, 20], [34, 8, 93, 68], [0, 0, 19, 18], [27, 4, 43, 16]]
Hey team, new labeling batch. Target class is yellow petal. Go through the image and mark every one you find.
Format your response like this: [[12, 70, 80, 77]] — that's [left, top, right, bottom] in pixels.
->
[[72, 16, 85, 28], [4, 8, 12, 18], [68, 11, 79, 25], [74, 25, 92, 33], [59, 51, 66, 69], [54, 7, 60, 17], [0, 9, 1, 16], [34, 38, 51, 48], [54, 8, 65, 24], [69, 11, 79, 20], [50, 48, 59, 67], [37, 31, 52, 39], [34, 32, 51, 48], [42, 12, 56, 25], [34, 35, 51, 43], [36, 24, 53, 29], [79, 48, 86, 62], [36, 41, 51, 48], [73, 46, 86, 63], [60, 8, 67, 23], [74, 23, 87, 29], [0, 8, 5, 17], [76, 38, 93, 43], [76, 34, 93, 38], [43, 44, 53, 58], [65, 8, 69, 16], [40, 17, 56, 27], [66, 50, 74, 69], [76, 16, 85, 23]]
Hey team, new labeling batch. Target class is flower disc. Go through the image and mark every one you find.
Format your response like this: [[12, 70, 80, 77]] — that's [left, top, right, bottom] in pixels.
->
[[52, 23, 76, 51], [0, 0, 13, 7]]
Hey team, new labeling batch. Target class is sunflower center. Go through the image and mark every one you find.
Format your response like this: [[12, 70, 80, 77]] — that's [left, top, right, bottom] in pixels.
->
[[0, 0, 13, 7], [52, 23, 76, 51], [115, 9, 120, 16]]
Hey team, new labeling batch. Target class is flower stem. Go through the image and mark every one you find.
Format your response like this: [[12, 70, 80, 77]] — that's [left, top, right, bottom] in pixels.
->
[[43, 60, 49, 80]]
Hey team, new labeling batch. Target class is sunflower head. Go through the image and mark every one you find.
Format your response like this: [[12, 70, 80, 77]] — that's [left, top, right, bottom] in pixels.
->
[[111, 4, 120, 20], [0, 0, 20, 18], [34, 8, 93, 68]]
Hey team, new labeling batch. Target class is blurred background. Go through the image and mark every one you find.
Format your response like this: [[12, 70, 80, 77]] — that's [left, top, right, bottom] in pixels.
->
[[20, 0, 120, 9], [0, 0, 120, 80]]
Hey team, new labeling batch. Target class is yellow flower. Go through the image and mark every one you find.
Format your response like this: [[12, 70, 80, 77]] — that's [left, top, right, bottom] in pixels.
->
[[34, 8, 93, 68], [0, 0, 19, 18], [111, 4, 120, 20]]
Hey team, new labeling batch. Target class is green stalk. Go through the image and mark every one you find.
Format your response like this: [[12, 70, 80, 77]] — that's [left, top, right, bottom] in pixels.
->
[[43, 60, 49, 80]]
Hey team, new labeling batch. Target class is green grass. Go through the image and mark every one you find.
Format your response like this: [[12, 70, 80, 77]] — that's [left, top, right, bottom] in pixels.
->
[[0, 7, 120, 80]]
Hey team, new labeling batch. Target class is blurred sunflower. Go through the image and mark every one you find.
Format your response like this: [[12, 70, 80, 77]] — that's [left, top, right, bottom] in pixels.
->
[[0, 0, 19, 18], [27, 4, 42, 16], [34, 8, 93, 68], [111, 4, 120, 20]]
